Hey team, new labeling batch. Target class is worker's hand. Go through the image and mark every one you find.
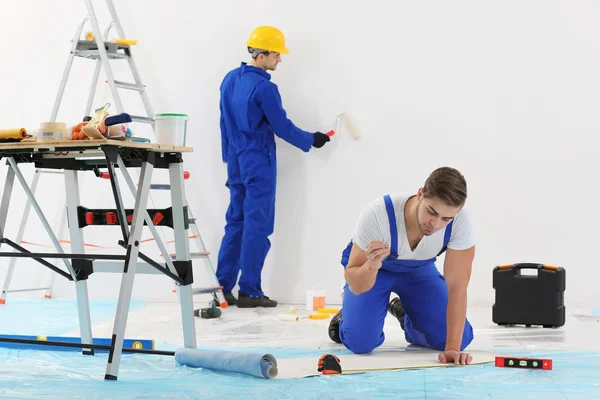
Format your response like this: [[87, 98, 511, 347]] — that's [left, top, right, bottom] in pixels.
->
[[364, 241, 390, 270], [225, 180, 229, 188], [438, 350, 472, 365], [312, 132, 331, 148]]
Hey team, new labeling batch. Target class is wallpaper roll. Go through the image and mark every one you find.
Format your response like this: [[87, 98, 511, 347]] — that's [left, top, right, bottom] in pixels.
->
[[175, 348, 278, 379]]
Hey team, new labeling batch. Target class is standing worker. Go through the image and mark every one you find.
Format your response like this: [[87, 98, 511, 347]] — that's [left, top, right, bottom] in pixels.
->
[[216, 26, 332, 308]]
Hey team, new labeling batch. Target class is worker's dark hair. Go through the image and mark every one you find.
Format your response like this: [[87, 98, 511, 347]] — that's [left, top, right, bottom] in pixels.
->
[[422, 167, 467, 208], [248, 46, 270, 59]]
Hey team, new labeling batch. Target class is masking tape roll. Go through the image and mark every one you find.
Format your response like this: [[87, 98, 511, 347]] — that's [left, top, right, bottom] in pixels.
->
[[0, 128, 28, 139], [39, 122, 67, 131], [36, 122, 68, 141]]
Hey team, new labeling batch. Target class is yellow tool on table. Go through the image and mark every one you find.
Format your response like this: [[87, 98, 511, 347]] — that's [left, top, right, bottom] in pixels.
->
[[0, 128, 29, 139]]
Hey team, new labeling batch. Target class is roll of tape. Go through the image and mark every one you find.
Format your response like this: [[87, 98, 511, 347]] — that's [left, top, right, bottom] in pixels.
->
[[39, 122, 67, 131]]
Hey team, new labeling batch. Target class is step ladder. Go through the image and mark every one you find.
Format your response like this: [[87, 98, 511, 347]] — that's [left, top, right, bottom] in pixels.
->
[[0, 170, 65, 304], [0, 0, 227, 308]]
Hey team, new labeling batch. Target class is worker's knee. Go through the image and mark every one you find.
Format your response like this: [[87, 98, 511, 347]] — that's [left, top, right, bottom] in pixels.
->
[[411, 319, 474, 352], [460, 320, 475, 350], [340, 328, 384, 355], [344, 339, 379, 355]]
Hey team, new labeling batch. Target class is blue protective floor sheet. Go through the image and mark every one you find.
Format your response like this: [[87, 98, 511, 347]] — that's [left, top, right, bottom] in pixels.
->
[[0, 348, 599, 399], [0, 299, 599, 399], [0, 298, 147, 336]]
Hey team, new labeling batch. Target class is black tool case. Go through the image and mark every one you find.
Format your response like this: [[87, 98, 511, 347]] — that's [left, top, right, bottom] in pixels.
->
[[492, 263, 565, 328]]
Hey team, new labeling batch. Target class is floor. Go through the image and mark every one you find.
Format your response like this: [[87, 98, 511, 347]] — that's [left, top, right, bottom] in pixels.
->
[[63, 299, 600, 353], [0, 297, 599, 399]]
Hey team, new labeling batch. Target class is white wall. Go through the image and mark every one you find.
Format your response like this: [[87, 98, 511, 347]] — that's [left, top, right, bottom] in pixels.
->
[[0, 0, 598, 308]]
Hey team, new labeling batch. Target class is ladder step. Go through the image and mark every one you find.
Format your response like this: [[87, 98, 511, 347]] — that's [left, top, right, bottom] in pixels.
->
[[150, 184, 170, 190], [149, 185, 193, 192], [170, 252, 208, 261], [131, 115, 155, 124], [149, 174, 191, 191], [191, 286, 223, 295], [7, 287, 51, 294], [74, 50, 129, 60], [113, 80, 146, 91], [74, 40, 130, 60]]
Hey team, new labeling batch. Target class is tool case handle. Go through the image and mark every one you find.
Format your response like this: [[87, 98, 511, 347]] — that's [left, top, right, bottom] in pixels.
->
[[512, 263, 543, 270], [496, 263, 560, 277]]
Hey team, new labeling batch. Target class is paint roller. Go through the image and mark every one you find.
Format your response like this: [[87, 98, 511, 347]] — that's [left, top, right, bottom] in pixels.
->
[[175, 348, 278, 379], [278, 314, 299, 321], [0, 128, 29, 139], [334, 113, 360, 140]]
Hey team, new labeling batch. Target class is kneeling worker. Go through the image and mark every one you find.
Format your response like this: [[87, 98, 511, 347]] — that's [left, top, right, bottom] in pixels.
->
[[328, 167, 475, 365]]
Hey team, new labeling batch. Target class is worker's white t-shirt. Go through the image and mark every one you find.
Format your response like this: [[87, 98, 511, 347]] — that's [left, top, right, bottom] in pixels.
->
[[352, 193, 475, 260]]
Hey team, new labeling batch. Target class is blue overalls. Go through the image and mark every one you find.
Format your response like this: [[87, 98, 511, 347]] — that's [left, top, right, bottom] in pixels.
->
[[338, 195, 474, 353], [216, 63, 314, 298]]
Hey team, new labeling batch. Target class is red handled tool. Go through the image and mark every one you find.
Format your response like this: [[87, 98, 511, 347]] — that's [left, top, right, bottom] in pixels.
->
[[326, 130, 335, 137]]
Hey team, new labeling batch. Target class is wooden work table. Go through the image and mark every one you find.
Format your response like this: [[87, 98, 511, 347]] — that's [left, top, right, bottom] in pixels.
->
[[0, 138, 193, 152], [0, 138, 197, 380]]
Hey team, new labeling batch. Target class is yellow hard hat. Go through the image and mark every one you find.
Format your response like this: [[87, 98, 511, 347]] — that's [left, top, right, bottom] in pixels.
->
[[246, 26, 289, 54]]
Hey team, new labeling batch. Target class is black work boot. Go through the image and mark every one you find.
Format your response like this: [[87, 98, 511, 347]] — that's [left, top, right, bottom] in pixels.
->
[[328, 310, 343, 344], [214, 293, 237, 307], [224, 293, 237, 306], [236, 293, 278, 308], [388, 297, 406, 331]]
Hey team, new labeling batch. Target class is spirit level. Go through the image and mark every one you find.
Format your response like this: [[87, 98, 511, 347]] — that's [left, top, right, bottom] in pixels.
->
[[495, 356, 552, 370]]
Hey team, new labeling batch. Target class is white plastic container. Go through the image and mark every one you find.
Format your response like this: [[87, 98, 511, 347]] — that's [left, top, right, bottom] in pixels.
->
[[36, 122, 68, 141], [154, 113, 189, 146], [305, 286, 327, 311]]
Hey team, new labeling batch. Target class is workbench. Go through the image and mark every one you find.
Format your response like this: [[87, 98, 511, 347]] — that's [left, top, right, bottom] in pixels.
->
[[0, 139, 197, 380]]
